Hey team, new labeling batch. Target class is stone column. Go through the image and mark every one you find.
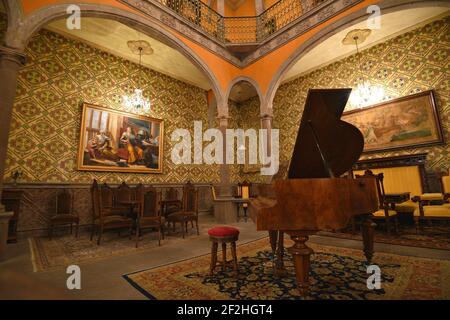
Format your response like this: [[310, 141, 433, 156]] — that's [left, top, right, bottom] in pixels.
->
[[0, 46, 25, 260], [260, 113, 273, 158], [212, 112, 238, 223], [255, 0, 265, 15], [0, 46, 25, 201], [218, 115, 232, 197], [216, 0, 225, 16]]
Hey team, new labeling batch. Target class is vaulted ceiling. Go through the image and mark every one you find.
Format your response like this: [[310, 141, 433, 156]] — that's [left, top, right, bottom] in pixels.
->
[[27, 5, 449, 103]]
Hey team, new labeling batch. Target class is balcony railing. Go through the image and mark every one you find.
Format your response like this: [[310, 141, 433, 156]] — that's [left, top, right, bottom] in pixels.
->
[[155, 0, 327, 44]]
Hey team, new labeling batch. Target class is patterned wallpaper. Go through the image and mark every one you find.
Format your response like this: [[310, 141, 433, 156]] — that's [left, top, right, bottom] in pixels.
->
[[272, 16, 450, 174], [2, 15, 449, 186], [4, 28, 225, 184]]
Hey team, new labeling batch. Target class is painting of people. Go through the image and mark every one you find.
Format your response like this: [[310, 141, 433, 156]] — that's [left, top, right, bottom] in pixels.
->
[[342, 91, 443, 153], [77, 103, 163, 173]]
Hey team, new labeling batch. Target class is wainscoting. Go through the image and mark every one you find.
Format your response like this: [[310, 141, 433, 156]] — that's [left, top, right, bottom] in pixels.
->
[[2, 183, 215, 237]]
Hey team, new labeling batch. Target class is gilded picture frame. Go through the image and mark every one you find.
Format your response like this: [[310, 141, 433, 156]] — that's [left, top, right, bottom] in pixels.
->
[[342, 90, 444, 153], [77, 103, 164, 173]]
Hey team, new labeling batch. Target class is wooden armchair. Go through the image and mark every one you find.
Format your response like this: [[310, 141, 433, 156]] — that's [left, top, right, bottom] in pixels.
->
[[414, 170, 450, 233], [135, 184, 163, 247], [237, 181, 251, 222], [166, 183, 199, 238], [356, 170, 399, 234], [48, 189, 79, 240], [90, 180, 133, 245]]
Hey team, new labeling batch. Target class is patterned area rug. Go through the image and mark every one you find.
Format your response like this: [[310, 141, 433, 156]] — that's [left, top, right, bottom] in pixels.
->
[[123, 238, 450, 300], [29, 222, 216, 272], [318, 223, 450, 250]]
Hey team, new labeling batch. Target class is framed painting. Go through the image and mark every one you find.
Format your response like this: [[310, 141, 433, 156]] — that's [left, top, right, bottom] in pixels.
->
[[342, 90, 444, 153], [77, 103, 164, 173]]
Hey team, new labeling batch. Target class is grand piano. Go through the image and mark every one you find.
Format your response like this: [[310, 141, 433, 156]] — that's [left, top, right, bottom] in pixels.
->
[[248, 88, 379, 296]]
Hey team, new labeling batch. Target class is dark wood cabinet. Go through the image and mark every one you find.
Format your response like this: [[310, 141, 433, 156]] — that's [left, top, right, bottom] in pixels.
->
[[1, 190, 23, 243]]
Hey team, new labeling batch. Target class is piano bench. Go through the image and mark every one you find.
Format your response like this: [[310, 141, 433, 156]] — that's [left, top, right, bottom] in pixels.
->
[[208, 227, 240, 275]]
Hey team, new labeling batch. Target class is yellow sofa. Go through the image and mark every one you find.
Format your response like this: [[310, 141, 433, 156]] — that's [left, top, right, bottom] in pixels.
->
[[353, 166, 424, 213]]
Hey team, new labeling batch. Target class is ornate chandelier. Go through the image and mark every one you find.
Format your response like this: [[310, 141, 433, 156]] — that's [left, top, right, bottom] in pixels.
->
[[122, 40, 153, 114], [343, 29, 385, 109]]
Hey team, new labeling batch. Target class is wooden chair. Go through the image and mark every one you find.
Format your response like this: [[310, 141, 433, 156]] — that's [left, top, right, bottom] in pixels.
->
[[90, 180, 133, 245], [48, 189, 79, 240], [356, 170, 399, 234], [237, 181, 251, 222], [162, 187, 182, 217], [166, 183, 199, 238], [414, 170, 450, 233], [116, 181, 139, 219], [135, 184, 164, 247]]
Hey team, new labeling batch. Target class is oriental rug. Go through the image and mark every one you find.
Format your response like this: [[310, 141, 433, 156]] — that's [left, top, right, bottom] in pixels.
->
[[29, 221, 216, 272], [318, 223, 450, 251], [123, 238, 450, 300]]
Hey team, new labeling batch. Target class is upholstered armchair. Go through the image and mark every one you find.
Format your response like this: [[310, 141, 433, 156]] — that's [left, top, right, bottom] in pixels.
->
[[48, 189, 79, 240], [413, 170, 450, 233], [356, 170, 399, 234], [237, 181, 251, 222]]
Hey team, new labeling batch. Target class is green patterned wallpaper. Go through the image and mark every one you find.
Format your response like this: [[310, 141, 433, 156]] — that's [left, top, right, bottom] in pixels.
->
[[2, 15, 449, 185], [4, 28, 224, 184], [272, 16, 450, 175]]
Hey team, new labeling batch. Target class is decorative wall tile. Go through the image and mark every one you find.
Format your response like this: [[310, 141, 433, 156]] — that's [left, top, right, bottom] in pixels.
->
[[272, 16, 450, 174]]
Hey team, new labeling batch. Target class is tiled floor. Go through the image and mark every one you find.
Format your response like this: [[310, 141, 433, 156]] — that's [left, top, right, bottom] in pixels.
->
[[1, 214, 449, 299]]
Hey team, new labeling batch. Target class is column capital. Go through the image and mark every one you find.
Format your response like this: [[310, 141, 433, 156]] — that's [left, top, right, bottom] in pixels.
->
[[217, 115, 229, 127], [260, 113, 273, 121], [0, 46, 26, 66]]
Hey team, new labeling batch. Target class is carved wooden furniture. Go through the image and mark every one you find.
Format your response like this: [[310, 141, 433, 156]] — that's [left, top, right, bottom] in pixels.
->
[[161, 187, 182, 217], [384, 192, 411, 210], [166, 183, 199, 238], [90, 180, 133, 245], [352, 154, 439, 214], [135, 184, 163, 247], [248, 89, 379, 296], [356, 170, 399, 235], [413, 170, 450, 233], [48, 189, 79, 240], [1, 190, 23, 243], [208, 226, 239, 275], [236, 181, 251, 222]]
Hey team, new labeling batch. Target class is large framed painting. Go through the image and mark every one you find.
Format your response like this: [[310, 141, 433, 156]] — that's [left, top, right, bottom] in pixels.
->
[[77, 103, 164, 173], [342, 90, 444, 153]]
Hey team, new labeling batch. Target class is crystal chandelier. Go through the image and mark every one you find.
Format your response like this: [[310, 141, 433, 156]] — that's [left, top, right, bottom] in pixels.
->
[[122, 41, 152, 113], [345, 30, 385, 109]]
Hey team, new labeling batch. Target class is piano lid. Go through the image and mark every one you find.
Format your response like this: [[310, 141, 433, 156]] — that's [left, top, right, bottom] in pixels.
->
[[288, 89, 364, 179]]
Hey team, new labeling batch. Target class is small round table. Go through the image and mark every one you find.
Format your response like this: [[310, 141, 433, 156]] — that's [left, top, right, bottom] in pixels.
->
[[208, 226, 240, 275]]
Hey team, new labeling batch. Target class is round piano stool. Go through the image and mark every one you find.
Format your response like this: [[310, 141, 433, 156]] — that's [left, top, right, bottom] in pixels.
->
[[208, 226, 240, 275]]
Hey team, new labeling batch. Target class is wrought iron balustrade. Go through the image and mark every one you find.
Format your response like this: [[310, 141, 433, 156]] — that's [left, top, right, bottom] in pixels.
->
[[154, 0, 329, 44]]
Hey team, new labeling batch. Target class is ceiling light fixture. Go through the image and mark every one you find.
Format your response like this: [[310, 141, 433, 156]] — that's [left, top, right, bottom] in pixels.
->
[[122, 40, 153, 114], [343, 29, 385, 109]]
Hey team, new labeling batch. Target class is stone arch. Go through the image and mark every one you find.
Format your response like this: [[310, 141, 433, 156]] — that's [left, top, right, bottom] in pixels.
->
[[3, 2, 225, 105], [264, 0, 450, 112], [225, 75, 267, 116]]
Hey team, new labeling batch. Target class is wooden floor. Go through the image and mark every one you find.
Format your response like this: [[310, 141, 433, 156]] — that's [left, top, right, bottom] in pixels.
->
[[1, 214, 449, 300]]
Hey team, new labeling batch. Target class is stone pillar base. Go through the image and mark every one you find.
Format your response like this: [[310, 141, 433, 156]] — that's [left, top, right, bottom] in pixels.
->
[[0, 205, 13, 262], [213, 199, 237, 224]]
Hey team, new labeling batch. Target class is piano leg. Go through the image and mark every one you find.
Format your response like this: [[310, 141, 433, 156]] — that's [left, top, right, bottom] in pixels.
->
[[268, 231, 287, 276], [361, 216, 376, 264], [287, 232, 314, 296], [275, 231, 286, 276]]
